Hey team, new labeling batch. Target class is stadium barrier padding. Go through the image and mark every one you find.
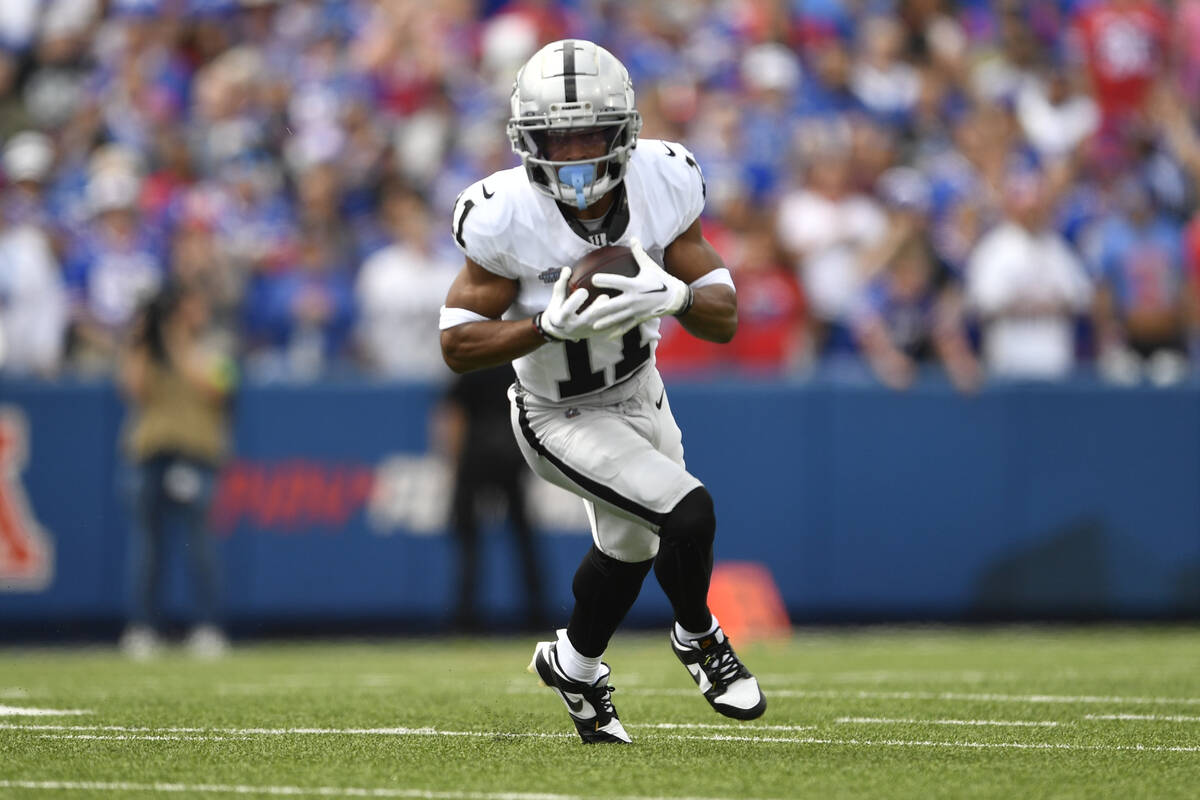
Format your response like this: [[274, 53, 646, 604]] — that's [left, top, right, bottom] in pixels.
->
[[1, 375, 1198, 630]]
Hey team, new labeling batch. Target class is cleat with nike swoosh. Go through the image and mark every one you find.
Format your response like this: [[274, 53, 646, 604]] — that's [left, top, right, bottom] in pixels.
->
[[670, 626, 766, 720], [529, 638, 631, 744]]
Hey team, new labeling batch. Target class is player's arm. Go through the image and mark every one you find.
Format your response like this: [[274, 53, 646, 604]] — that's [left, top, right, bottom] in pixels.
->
[[440, 257, 613, 373], [663, 217, 737, 343], [440, 257, 544, 374]]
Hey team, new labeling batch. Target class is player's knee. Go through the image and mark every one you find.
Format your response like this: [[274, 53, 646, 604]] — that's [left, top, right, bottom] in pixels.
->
[[659, 487, 715, 547], [573, 546, 653, 600]]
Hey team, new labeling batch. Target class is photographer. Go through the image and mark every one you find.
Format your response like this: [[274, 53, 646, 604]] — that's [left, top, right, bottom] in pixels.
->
[[117, 280, 235, 659]]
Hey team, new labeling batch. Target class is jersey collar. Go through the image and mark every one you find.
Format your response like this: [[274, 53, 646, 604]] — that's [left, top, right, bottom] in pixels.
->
[[554, 183, 630, 246]]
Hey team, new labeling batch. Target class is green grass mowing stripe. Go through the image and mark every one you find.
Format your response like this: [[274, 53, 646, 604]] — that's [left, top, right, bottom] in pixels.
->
[[7, 723, 1200, 753], [834, 717, 1063, 727], [658, 735, 1200, 753], [0, 782, 774, 800], [1, 723, 817, 735], [1085, 715, 1200, 722], [37, 734, 252, 741]]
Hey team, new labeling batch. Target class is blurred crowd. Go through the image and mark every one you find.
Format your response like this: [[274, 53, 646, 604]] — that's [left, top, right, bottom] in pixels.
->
[[1, 0, 1199, 389]]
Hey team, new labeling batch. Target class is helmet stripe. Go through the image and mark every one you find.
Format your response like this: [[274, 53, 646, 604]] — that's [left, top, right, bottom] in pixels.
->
[[562, 39, 577, 102]]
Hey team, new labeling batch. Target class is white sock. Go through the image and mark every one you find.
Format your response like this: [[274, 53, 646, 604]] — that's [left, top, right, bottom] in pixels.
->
[[555, 629, 601, 684], [675, 615, 720, 645]]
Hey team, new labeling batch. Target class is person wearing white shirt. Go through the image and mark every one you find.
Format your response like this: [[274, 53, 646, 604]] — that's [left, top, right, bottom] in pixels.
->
[[355, 186, 457, 381], [776, 145, 888, 347], [0, 224, 67, 377], [1015, 69, 1100, 161], [966, 174, 1092, 379]]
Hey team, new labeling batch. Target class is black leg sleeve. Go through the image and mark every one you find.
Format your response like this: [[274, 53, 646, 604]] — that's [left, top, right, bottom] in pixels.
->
[[566, 545, 654, 657], [653, 486, 716, 633]]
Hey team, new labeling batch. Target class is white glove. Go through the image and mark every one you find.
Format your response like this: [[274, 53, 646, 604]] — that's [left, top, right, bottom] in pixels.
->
[[533, 266, 618, 342], [589, 238, 693, 334]]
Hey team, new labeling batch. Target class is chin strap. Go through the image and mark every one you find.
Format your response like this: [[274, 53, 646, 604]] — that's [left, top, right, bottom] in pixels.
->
[[558, 164, 595, 209]]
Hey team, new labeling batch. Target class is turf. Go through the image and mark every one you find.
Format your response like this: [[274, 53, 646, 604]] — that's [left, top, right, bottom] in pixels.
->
[[2, 627, 1199, 799]]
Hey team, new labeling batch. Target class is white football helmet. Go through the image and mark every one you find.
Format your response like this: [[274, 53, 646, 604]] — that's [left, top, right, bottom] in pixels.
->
[[507, 40, 642, 209]]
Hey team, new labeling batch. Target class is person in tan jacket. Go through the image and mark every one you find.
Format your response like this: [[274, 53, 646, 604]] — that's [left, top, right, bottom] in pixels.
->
[[117, 279, 235, 659]]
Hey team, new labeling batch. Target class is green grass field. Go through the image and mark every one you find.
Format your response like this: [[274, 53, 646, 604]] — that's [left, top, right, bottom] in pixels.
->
[[2, 627, 1199, 799]]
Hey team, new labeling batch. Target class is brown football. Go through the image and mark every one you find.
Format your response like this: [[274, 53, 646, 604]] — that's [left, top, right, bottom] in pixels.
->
[[568, 245, 640, 309]]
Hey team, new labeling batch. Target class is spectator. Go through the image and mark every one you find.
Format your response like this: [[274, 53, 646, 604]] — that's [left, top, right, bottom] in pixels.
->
[[1175, 0, 1200, 104], [1015, 63, 1100, 163], [1087, 179, 1193, 385], [851, 15, 920, 128], [1069, 0, 1169, 130], [244, 229, 355, 381], [853, 235, 980, 392], [63, 168, 165, 372], [725, 223, 809, 374], [354, 185, 456, 380], [970, 3, 1040, 105], [2, 131, 55, 228], [0, 0, 1189, 384], [966, 173, 1093, 380], [0, 130, 67, 377], [117, 279, 234, 660], [852, 166, 980, 392], [0, 222, 68, 377], [776, 139, 887, 354]]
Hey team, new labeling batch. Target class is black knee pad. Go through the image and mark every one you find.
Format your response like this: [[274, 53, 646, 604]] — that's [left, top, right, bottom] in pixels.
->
[[572, 545, 653, 601], [659, 486, 715, 547]]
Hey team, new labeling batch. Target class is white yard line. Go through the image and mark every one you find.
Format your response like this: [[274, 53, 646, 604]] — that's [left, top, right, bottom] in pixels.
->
[[639, 723, 816, 732], [0, 781, 764, 800], [5, 722, 1199, 754], [0, 705, 91, 716], [1086, 714, 1200, 723], [511, 687, 1200, 706], [4, 722, 816, 737], [836, 717, 1061, 727], [39, 734, 251, 742], [1, 724, 573, 739], [662, 735, 1200, 753]]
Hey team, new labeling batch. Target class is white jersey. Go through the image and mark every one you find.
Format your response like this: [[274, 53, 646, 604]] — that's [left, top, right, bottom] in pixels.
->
[[451, 138, 706, 403]]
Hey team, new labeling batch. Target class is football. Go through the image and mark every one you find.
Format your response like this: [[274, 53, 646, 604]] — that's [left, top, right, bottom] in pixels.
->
[[568, 245, 640, 309]]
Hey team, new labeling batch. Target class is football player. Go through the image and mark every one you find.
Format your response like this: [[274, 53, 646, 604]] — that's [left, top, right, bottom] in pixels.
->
[[439, 39, 765, 743]]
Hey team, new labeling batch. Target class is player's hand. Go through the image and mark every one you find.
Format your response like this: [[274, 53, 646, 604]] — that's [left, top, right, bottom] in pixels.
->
[[534, 266, 618, 342], [589, 238, 692, 333]]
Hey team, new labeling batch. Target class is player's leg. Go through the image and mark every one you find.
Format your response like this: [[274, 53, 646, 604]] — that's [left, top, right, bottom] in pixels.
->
[[511, 388, 698, 659], [577, 482, 765, 721], [566, 511, 655, 661], [648, 375, 767, 721], [512, 387, 692, 743], [653, 485, 715, 633], [634, 372, 716, 633]]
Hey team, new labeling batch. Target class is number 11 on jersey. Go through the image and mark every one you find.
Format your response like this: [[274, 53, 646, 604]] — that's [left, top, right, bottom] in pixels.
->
[[557, 327, 651, 399]]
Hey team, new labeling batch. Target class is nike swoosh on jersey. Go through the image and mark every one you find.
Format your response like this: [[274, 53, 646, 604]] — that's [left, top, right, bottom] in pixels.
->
[[663, 143, 676, 157], [481, 183, 494, 199], [655, 390, 665, 410]]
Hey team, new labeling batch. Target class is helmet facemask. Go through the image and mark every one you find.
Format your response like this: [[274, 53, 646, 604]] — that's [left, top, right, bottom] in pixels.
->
[[507, 41, 642, 209]]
